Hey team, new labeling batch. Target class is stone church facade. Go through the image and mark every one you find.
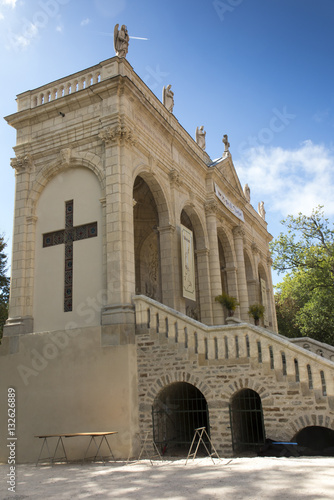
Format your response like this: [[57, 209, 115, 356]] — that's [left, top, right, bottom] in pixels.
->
[[1, 56, 333, 462]]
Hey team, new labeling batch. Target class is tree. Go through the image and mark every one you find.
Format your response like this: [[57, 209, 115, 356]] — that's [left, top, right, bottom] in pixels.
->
[[0, 235, 10, 339], [270, 207, 334, 345]]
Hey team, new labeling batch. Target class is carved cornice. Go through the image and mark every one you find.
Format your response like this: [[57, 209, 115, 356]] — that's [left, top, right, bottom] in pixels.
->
[[99, 123, 137, 145], [10, 154, 33, 173]]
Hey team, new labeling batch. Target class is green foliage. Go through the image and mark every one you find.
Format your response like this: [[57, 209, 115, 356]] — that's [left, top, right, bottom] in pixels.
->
[[248, 303, 265, 321], [0, 235, 10, 339], [215, 292, 239, 312], [271, 207, 334, 345]]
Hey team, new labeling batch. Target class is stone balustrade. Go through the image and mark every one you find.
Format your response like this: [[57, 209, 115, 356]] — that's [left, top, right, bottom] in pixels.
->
[[133, 294, 334, 399]]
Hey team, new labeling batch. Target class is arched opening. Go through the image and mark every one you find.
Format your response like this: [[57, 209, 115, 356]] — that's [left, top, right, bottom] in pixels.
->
[[133, 176, 161, 301], [292, 426, 334, 456], [229, 388, 265, 454], [152, 382, 209, 456]]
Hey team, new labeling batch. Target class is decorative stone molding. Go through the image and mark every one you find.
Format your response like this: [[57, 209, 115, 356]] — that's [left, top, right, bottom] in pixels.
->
[[267, 253, 273, 266], [10, 154, 33, 173], [59, 148, 72, 166], [168, 169, 181, 187], [204, 199, 218, 216], [233, 226, 245, 239], [251, 242, 259, 254], [26, 215, 38, 225], [99, 123, 137, 145], [158, 224, 176, 235]]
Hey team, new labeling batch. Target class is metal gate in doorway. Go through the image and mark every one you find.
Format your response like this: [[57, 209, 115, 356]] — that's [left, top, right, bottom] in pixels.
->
[[229, 388, 265, 453], [152, 382, 210, 456]]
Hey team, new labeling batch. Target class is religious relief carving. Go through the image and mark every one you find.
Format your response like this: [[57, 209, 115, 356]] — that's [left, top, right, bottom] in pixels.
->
[[222, 134, 230, 156], [113, 24, 129, 58], [258, 201, 266, 220], [99, 124, 137, 145], [195, 126, 206, 150], [10, 154, 33, 173], [243, 183, 251, 202], [162, 84, 174, 113]]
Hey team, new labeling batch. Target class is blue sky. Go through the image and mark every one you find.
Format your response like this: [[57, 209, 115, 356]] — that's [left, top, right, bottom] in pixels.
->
[[1, 0, 334, 285]]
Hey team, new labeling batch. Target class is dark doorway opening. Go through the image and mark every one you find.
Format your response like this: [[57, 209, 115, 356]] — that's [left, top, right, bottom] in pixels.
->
[[292, 426, 334, 456], [229, 388, 265, 454], [152, 382, 209, 456]]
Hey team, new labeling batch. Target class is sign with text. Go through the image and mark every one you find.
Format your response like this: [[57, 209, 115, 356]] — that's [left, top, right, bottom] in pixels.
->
[[181, 224, 196, 301], [214, 183, 244, 222]]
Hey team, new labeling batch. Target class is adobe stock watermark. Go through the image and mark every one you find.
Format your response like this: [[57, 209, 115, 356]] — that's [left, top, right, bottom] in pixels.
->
[[238, 106, 296, 155], [213, 0, 243, 21], [144, 65, 169, 91], [7, 0, 70, 51]]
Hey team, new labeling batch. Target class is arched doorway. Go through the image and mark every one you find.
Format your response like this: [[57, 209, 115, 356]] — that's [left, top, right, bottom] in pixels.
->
[[133, 176, 161, 301], [152, 382, 210, 456], [292, 426, 334, 456], [229, 388, 265, 453]]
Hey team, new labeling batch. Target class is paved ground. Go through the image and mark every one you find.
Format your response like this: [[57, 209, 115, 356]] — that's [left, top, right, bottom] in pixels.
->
[[1, 456, 334, 499]]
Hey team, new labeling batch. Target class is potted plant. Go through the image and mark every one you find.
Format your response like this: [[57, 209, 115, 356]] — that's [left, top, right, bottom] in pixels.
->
[[248, 303, 265, 325], [215, 292, 239, 317]]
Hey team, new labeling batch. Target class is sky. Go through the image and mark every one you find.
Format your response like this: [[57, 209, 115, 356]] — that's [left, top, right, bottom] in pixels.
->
[[0, 0, 334, 285]]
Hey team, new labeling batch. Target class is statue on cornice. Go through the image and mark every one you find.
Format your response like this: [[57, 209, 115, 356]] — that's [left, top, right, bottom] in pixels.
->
[[243, 183, 251, 202], [114, 24, 129, 58], [162, 84, 174, 112], [258, 201, 266, 220], [195, 126, 206, 150]]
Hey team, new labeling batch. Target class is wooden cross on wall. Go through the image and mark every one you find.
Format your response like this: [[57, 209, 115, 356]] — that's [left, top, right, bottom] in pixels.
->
[[43, 200, 98, 312]]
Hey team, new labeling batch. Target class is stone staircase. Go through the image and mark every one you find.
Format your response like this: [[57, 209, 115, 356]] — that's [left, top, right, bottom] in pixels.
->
[[133, 295, 334, 406]]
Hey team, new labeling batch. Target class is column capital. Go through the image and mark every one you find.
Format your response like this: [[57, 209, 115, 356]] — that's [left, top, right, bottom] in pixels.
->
[[10, 154, 33, 173], [204, 199, 218, 216], [158, 224, 176, 234], [233, 226, 245, 239]]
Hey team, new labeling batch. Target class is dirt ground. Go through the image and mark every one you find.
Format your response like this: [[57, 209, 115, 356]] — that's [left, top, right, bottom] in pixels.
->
[[1, 456, 334, 500]]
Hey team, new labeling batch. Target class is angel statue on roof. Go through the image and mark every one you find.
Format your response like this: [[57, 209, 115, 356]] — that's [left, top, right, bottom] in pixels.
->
[[114, 24, 130, 58]]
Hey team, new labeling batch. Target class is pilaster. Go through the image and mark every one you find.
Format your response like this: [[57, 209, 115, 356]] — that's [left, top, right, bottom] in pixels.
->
[[233, 226, 249, 321]]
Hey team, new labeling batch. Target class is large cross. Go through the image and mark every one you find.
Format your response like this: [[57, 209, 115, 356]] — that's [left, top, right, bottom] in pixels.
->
[[43, 200, 98, 312]]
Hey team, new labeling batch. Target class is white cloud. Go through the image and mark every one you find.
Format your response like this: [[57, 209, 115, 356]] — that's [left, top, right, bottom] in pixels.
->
[[80, 18, 90, 26], [0, 12, 4, 19], [0, 0, 17, 7], [56, 25, 63, 33], [6, 23, 38, 50], [234, 141, 334, 217]]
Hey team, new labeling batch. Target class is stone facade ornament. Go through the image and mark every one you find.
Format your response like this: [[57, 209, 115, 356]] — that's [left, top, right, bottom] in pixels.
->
[[59, 148, 72, 165], [195, 126, 206, 150], [243, 183, 251, 202], [99, 124, 136, 145], [223, 134, 230, 155], [258, 201, 266, 220], [10, 154, 33, 173], [162, 84, 174, 112], [113, 24, 129, 58]]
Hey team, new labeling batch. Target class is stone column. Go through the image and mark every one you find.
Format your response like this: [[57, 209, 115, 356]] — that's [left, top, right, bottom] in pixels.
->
[[196, 248, 213, 325], [99, 122, 137, 344], [266, 253, 278, 332], [205, 201, 224, 325], [233, 226, 249, 321], [4, 155, 34, 336]]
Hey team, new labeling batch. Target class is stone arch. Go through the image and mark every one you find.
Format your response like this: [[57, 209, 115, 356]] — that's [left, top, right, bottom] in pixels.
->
[[133, 171, 172, 305], [291, 426, 334, 454], [27, 152, 105, 214], [288, 414, 334, 436], [258, 261, 272, 327], [145, 371, 213, 404], [152, 381, 210, 455], [229, 388, 266, 452], [217, 227, 237, 299], [244, 248, 256, 307]]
